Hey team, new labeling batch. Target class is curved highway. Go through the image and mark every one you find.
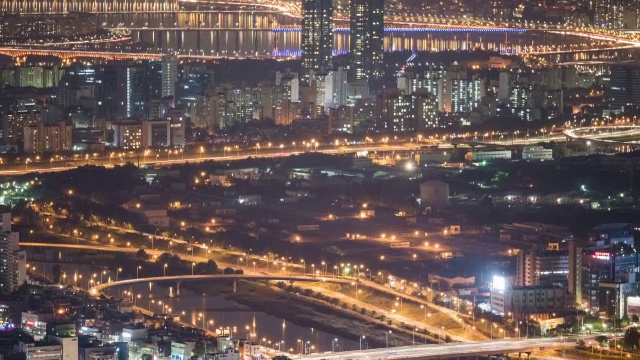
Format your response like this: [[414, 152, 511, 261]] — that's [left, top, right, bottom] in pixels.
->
[[564, 125, 640, 145], [21, 241, 478, 342]]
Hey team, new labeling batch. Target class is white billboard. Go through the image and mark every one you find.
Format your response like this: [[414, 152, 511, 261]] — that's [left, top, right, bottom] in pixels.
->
[[627, 296, 640, 316]]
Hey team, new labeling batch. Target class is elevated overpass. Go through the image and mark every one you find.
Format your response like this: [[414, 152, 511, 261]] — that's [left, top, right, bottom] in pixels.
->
[[302, 337, 579, 359], [564, 125, 640, 148], [88, 273, 350, 295], [21, 241, 479, 342]]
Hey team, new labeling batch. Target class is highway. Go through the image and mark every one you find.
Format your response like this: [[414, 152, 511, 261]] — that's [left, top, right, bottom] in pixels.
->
[[300, 337, 580, 359], [4, 124, 640, 177], [0, 143, 415, 176], [565, 125, 640, 145], [1, 124, 636, 177], [20, 241, 476, 342]]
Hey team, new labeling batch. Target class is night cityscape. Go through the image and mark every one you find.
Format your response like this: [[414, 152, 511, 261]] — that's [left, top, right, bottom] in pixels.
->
[[0, 0, 639, 359]]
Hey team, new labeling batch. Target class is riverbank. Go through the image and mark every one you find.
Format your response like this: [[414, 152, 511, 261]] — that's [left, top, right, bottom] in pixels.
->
[[183, 279, 433, 348]]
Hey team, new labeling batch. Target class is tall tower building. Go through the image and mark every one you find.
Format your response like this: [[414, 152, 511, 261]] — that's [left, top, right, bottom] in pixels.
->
[[161, 54, 178, 99], [0, 213, 22, 295], [349, 0, 384, 80], [301, 0, 334, 74]]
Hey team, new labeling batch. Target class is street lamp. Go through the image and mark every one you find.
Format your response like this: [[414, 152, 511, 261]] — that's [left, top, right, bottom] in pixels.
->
[[136, 266, 141, 279], [164, 264, 168, 277], [386, 330, 392, 348], [359, 335, 365, 350]]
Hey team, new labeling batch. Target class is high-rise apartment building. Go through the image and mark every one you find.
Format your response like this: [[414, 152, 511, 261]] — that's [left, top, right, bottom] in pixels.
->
[[0, 213, 23, 294], [349, 0, 384, 80], [161, 54, 178, 98], [376, 88, 438, 132], [301, 0, 333, 74], [441, 68, 484, 113], [2, 110, 42, 146], [23, 121, 73, 153]]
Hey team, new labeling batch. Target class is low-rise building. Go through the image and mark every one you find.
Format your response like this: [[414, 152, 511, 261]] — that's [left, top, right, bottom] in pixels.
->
[[490, 275, 574, 319], [170, 341, 195, 360], [113, 122, 142, 149], [121, 324, 147, 342], [20, 341, 63, 360], [522, 146, 553, 161], [465, 150, 512, 161]]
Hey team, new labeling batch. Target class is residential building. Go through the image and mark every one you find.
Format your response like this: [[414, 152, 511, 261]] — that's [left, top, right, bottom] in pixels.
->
[[349, 0, 384, 80], [301, 0, 333, 74], [23, 121, 73, 153], [0, 213, 22, 294], [2, 110, 41, 145], [161, 54, 177, 99]]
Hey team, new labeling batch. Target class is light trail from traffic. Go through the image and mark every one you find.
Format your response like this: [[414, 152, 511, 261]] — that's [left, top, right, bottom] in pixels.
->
[[4, 125, 640, 177]]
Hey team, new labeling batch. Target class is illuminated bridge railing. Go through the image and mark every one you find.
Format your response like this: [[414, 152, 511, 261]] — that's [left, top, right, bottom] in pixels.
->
[[0, 0, 178, 13], [271, 27, 527, 33]]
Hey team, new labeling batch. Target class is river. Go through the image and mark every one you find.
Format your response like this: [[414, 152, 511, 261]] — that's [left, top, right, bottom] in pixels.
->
[[33, 262, 360, 353]]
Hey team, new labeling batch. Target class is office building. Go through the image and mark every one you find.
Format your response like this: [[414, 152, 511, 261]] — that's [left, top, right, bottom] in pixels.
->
[[301, 0, 333, 73], [490, 275, 574, 319], [141, 120, 170, 148], [112, 122, 142, 149], [464, 150, 512, 161], [349, 0, 384, 80], [522, 146, 553, 160], [579, 244, 639, 318], [515, 247, 569, 287], [23, 122, 73, 153], [607, 63, 640, 111]]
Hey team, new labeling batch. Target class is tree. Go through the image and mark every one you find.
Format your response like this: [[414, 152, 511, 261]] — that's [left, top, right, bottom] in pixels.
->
[[272, 356, 291, 360], [223, 267, 235, 275], [624, 327, 640, 350], [52, 264, 62, 283], [595, 335, 609, 346], [445, 335, 452, 343], [136, 249, 149, 260], [195, 260, 218, 274]]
